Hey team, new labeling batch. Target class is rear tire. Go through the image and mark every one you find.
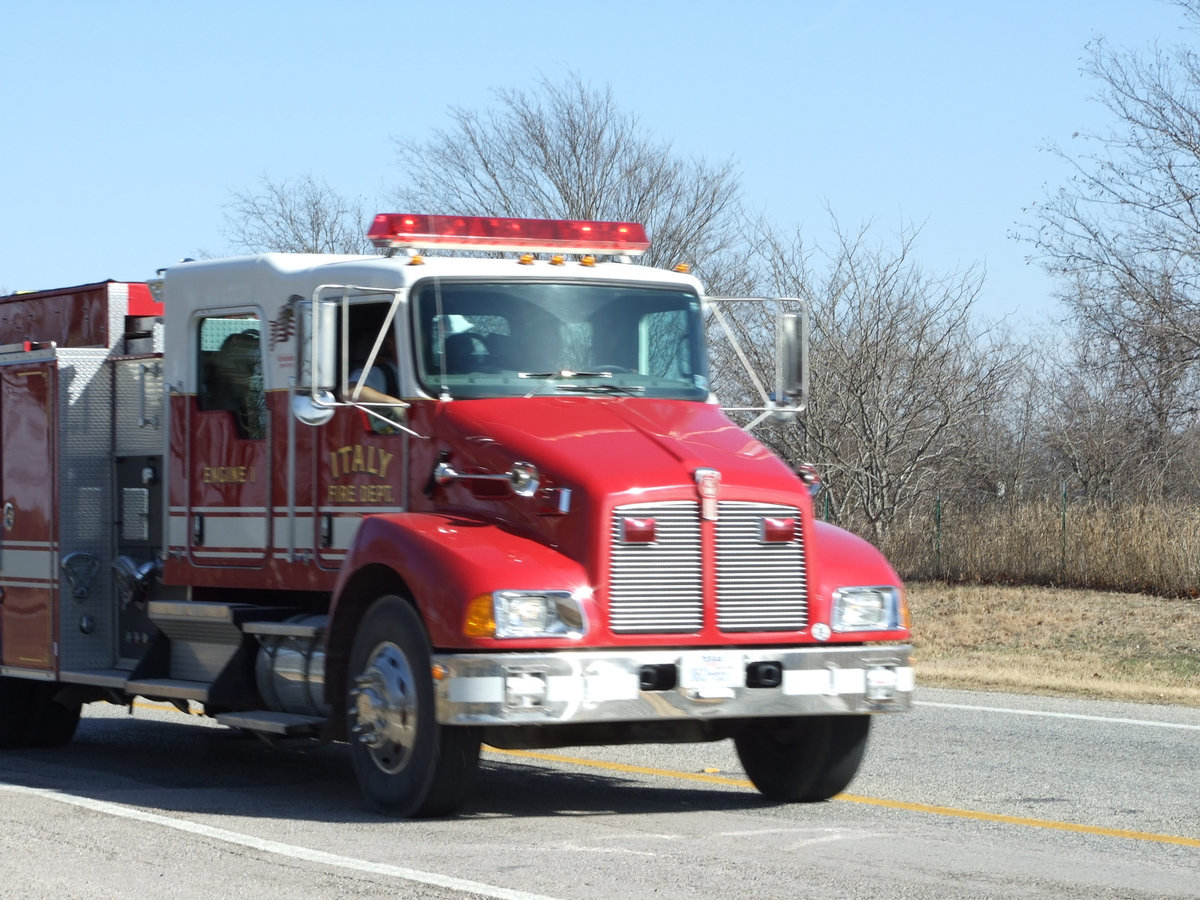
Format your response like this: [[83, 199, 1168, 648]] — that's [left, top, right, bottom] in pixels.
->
[[0, 678, 79, 748], [346, 595, 480, 817], [0, 677, 34, 748], [735, 715, 870, 802], [24, 683, 82, 748]]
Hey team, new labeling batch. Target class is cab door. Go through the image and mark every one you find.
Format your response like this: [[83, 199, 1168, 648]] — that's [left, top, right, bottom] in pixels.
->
[[186, 312, 270, 568], [0, 358, 57, 671], [307, 295, 407, 570]]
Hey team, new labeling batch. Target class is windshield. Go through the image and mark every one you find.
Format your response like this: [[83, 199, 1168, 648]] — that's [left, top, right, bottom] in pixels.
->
[[412, 280, 710, 400]]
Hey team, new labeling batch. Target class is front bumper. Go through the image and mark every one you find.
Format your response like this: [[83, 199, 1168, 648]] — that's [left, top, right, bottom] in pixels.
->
[[433, 644, 913, 726]]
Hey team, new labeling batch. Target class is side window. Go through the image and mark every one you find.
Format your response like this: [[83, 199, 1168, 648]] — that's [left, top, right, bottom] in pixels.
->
[[196, 314, 266, 439], [347, 301, 401, 396]]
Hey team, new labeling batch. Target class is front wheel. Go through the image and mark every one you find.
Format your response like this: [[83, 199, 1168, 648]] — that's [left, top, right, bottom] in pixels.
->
[[735, 715, 870, 802], [346, 595, 480, 817]]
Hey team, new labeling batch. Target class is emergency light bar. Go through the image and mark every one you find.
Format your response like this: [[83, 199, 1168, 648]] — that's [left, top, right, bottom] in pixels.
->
[[368, 213, 650, 256]]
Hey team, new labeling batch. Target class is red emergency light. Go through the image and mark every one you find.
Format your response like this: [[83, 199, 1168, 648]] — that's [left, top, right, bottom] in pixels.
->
[[368, 213, 650, 256]]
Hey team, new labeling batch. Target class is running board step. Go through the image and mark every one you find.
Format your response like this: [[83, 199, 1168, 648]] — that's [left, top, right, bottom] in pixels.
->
[[147, 601, 299, 685], [215, 710, 327, 736], [60, 669, 134, 689], [241, 620, 324, 639], [124, 678, 210, 702]]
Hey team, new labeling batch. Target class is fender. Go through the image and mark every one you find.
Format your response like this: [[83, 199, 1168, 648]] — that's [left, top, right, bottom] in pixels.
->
[[808, 520, 909, 643], [329, 512, 592, 649]]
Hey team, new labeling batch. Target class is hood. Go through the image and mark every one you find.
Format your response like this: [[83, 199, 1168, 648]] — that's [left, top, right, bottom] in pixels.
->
[[433, 396, 799, 505]]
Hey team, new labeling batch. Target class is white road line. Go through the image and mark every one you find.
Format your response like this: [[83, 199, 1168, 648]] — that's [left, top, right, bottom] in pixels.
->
[[916, 700, 1200, 730], [0, 784, 560, 900]]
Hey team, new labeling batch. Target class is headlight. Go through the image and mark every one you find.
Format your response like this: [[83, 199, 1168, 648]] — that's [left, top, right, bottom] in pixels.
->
[[473, 590, 586, 639], [832, 586, 903, 632]]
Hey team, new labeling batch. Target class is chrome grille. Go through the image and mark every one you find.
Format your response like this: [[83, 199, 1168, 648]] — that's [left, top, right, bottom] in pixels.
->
[[716, 501, 807, 632], [609, 501, 701, 633], [607, 500, 808, 634]]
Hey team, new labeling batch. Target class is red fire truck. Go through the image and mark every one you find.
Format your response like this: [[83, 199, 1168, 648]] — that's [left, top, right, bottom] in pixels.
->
[[0, 214, 912, 816]]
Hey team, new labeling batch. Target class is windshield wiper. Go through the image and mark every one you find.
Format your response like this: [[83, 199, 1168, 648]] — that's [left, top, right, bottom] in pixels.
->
[[518, 370, 613, 380], [520, 369, 613, 398], [555, 382, 645, 395]]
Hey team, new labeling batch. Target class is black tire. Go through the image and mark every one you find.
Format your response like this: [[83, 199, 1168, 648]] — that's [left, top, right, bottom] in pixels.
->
[[346, 595, 480, 817], [24, 683, 82, 748], [0, 677, 34, 749], [735, 715, 871, 803]]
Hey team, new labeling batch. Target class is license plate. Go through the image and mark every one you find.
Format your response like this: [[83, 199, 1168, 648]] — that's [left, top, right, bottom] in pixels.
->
[[680, 652, 743, 697], [866, 665, 898, 700]]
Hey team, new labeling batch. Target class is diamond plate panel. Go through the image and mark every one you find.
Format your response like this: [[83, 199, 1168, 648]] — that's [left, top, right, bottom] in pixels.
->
[[55, 349, 116, 670]]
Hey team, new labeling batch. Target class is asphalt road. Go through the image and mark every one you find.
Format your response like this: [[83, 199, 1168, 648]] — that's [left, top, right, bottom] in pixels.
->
[[1, 686, 1198, 899]]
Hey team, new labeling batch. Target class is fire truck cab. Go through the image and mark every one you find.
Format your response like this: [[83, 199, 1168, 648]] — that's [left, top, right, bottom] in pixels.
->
[[0, 215, 912, 816]]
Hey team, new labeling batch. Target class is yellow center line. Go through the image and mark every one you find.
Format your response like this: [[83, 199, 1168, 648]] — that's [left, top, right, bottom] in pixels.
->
[[836, 794, 1200, 848], [485, 747, 1200, 849], [133, 699, 200, 714], [489, 747, 755, 788]]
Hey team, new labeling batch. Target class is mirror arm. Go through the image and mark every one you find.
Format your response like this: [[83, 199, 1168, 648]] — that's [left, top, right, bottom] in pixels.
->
[[709, 301, 772, 407]]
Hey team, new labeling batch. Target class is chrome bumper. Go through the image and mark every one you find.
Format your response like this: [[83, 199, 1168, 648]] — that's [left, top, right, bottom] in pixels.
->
[[433, 644, 913, 726]]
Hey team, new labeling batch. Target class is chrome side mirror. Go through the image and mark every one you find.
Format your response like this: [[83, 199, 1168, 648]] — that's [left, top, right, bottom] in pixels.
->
[[296, 299, 338, 392], [777, 309, 809, 412]]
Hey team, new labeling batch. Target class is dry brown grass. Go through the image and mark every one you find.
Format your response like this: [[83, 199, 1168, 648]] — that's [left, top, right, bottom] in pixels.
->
[[907, 581, 1200, 707], [881, 499, 1200, 595]]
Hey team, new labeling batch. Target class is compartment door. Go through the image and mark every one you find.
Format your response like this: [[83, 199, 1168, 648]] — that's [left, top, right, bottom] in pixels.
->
[[0, 361, 57, 671]]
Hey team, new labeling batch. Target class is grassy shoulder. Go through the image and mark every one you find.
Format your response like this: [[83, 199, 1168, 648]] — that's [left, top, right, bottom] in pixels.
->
[[906, 582, 1200, 707]]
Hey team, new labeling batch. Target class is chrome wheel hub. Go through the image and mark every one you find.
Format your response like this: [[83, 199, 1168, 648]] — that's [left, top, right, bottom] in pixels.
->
[[350, 641, 417, 774]]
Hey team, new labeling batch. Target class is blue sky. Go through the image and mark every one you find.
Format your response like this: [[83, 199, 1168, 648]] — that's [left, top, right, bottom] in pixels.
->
[[0, 1, 1189, 327]]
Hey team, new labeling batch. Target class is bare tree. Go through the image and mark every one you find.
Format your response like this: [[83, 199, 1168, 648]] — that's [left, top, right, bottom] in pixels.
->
[[1041, 312, 1200, 501], [741, 217, 1023, 543], [1025, 2, 1200, 495], [391, 73, 744, 287], [1041, 347, 1141, 500], [222, 172, 373, 255]]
